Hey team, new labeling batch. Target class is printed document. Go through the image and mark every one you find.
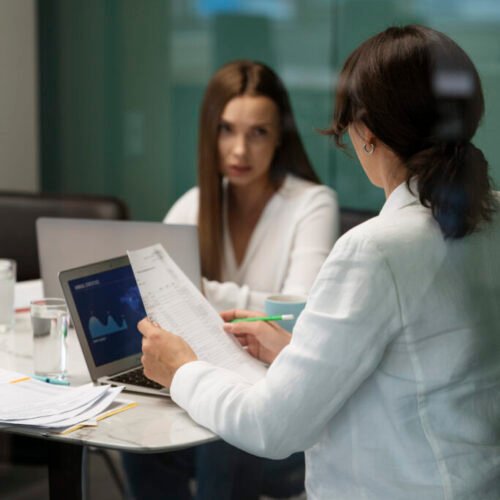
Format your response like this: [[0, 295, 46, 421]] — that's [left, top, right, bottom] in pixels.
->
[[0, 369, 132, 433], [127, 244, 267, 383]]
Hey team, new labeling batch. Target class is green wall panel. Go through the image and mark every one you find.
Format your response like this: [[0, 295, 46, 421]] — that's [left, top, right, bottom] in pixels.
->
[[170, 84, 202, 203], [39, 0, 500, 220]]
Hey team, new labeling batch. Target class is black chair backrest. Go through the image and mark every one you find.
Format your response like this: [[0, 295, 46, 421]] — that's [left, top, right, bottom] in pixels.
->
[[0, 191, 129, 281], [339, 207, 378, 235]]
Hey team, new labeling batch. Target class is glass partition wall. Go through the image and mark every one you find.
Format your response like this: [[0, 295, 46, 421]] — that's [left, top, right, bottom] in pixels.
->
[[39, 0, 500, 220]]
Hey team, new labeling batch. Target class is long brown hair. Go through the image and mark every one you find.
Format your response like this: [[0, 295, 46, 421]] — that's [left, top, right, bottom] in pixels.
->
[[198, 60, 319, 280], [326, 25, 495, 239]]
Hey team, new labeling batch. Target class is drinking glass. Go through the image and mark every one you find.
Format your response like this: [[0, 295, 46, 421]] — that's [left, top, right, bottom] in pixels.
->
[[0, 259, 16, 334], [30, 298, 69, 379]]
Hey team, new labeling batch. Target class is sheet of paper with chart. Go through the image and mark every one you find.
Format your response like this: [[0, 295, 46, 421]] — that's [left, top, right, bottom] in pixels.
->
[[127, 244, 267, 383]]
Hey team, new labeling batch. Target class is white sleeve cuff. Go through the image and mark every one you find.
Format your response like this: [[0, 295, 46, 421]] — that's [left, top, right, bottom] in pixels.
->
[[170, 360, 211, 408]]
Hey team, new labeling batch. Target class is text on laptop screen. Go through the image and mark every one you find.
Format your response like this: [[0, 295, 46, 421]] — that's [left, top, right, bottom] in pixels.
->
[[68, 265, 146, 366]]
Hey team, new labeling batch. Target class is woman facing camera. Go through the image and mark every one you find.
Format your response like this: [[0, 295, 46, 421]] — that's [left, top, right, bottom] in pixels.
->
[[140, 26, 500, 500], [123, 61, 338, 500], [165, 60, 339, 311]]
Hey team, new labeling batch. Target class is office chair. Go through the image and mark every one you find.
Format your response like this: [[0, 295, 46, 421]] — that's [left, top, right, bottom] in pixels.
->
[[0, 190, 129, 281], [0, 190, 129, 497], [339, 207, 377, 235]]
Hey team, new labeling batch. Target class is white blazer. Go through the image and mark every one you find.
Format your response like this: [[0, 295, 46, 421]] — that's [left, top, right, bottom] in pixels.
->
[[165, 174, 339, 311], [171, 181, 500, 500]]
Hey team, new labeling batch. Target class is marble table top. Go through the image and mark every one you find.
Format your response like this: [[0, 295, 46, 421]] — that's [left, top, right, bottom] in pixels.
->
[[0, 313, 216, 452]]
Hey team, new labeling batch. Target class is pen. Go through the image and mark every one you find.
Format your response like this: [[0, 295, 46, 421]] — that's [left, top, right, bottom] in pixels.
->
[[231, 314, 295, 323], [32, 375, 70, 386]]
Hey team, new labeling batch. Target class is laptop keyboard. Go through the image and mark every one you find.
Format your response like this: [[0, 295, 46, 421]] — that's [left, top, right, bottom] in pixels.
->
[[110, 367, 163, 390]]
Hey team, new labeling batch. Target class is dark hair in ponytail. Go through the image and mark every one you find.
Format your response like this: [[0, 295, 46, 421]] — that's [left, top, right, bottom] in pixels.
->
[[326, 24, 496, 238], [406, 141, 492, 237]]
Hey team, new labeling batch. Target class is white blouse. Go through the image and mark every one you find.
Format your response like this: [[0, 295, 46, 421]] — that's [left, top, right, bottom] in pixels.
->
[[164, 174, 339, 311], [171, 182, 500, 500]]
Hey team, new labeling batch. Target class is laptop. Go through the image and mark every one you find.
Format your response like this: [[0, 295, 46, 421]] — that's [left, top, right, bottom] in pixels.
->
[[37, 217, 201, 297], [59, 254, 171, 396]]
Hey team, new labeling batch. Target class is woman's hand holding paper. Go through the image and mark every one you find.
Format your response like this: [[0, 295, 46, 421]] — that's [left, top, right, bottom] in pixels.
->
[[139, 318, 197, 388]]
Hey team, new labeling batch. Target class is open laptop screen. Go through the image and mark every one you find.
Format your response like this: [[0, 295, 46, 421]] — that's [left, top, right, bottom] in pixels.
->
[[68, 264, 146, 366]]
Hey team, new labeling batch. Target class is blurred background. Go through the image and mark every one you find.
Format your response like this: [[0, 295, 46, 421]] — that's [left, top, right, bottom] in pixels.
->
[[2, 0, 500, 220], [1, 1, 500, 498]]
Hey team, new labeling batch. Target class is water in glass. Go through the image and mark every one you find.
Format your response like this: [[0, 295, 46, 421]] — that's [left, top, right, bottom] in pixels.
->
[[31, 300, 68, 378]]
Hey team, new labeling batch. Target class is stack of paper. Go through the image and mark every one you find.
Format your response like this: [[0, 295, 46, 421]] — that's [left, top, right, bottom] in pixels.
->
[[0, 369, 135, 435]]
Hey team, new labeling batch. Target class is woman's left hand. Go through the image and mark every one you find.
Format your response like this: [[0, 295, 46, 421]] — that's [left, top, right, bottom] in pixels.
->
[[139, 318, 197, 388]]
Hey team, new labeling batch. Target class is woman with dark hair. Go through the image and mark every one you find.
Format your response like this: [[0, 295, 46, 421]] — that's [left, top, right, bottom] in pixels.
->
[[123, 60, 338, 499], [165, 59, 338, 312], [140, 26, 500, 499]]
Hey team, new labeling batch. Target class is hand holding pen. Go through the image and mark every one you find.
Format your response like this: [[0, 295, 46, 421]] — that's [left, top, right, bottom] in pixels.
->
[[221, 309, 292, 364]]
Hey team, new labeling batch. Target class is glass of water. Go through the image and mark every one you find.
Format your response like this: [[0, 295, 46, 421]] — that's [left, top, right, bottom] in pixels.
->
[[0, 259, 16, 334], [30, 298, 69, 379]]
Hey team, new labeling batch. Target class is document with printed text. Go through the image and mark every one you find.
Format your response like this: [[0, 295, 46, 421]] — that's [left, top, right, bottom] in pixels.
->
[[0, 369, 134, 434], [127, 244, 267, 383]]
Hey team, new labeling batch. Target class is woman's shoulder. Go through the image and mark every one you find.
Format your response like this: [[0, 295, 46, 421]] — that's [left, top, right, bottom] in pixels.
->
[[163, 186, 199, 224], [333, 204, 443, 265]]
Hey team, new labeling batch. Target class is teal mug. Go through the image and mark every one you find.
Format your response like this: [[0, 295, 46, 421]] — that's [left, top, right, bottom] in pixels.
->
[[264, 294, 307, 332]]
